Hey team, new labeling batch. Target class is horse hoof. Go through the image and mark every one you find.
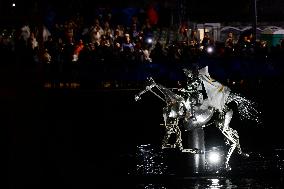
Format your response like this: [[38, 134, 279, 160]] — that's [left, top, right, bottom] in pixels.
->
[[134, 95, 141, 101]]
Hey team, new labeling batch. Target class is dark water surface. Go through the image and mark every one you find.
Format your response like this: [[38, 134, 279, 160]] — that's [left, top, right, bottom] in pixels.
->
[[132, 176, 284, 189]]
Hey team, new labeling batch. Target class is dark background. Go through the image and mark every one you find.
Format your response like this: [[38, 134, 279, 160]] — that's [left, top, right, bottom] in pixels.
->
[[1, 0, 284, 27], [1, 61, 283, 186]]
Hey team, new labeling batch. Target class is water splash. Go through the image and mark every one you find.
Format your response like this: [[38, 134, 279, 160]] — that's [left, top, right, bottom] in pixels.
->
[[227, 92, 262, 125]]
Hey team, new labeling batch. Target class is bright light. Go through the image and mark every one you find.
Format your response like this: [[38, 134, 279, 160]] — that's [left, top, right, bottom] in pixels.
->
[[12, 3, 16, 7], [207, 46, 214, 54], [208, 151, 220, 164], [209, 179, 221, 189], [146, 38, 153, 44], [211, 179, 219, 184]]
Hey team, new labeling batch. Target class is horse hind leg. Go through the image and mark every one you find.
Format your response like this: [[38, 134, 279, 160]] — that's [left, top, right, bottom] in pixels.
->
[[223, 109, 249, 158], [230, 128, 250, 158], [220, 109, 236, 170], [225, 142, 236, 170], [222, 128, 242, 170], [223, 109, 233, 132], [223, 128, 248, 170]]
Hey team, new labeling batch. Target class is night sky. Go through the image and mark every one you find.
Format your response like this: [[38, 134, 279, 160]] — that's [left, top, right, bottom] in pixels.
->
[[1, 0, 284, 25]]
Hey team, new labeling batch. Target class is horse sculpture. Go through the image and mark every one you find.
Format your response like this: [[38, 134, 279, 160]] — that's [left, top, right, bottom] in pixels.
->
[[135, 66, 261, 170], [135, 77, 187, 151]]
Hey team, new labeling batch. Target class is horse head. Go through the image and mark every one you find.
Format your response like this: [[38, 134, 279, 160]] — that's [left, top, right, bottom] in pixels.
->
[[134, 77, 156, 101]]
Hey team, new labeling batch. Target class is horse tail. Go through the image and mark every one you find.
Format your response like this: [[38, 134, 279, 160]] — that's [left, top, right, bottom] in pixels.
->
[[226, 92, 262, 125]]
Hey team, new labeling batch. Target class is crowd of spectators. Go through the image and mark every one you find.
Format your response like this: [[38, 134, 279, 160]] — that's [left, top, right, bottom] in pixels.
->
[[1, 10, 284, 88]]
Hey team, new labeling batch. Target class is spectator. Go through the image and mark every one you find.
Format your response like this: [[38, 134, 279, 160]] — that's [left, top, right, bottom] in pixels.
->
[[121, 33, 135, 63], [225, 32, 235, 55]]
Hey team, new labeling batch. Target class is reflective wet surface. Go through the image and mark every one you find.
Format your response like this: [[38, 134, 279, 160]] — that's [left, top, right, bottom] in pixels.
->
[[128, 144, 284, 188], [134, 176, 283, 189]]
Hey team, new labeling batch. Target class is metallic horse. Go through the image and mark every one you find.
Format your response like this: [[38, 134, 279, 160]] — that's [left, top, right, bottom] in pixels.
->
[[135, 66, 261, 170]]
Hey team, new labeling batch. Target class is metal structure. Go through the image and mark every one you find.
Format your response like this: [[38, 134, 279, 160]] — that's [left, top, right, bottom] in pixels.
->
[[135, 66, 261, 170]]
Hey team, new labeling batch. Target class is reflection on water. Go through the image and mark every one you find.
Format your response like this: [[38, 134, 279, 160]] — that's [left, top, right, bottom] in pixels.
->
[[136, 144, 168, 175], [137, 184, 168, 189], [135, 177, 283, 189], [133, 144, 283, 188]]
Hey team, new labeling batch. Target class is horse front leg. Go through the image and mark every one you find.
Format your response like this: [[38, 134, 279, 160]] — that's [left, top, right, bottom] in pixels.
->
[[161, 112, 174, 149], [173, 119, 183, 150], [162, 113, 169, 148], [134, 84, 155, 101], [161, 127, 173, 149]]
